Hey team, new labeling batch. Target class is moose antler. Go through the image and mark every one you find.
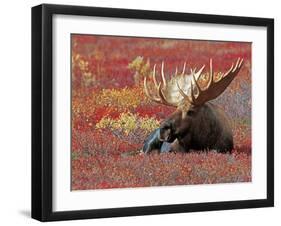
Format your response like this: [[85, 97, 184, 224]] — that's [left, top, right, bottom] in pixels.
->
[[144, 58, 244, 108], [177, 58, 244, 106], [144, 62, 184, 107]]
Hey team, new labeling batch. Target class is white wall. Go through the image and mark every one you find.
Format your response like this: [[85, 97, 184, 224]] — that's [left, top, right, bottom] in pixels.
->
[[0, 0, 279, 225]]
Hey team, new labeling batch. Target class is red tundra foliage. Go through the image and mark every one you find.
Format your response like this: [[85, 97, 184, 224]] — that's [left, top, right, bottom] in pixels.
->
[[71, 35, 252, 190]]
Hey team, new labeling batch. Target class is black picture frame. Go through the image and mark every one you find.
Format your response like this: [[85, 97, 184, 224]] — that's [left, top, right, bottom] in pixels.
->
[[32, 3, 274, 222]]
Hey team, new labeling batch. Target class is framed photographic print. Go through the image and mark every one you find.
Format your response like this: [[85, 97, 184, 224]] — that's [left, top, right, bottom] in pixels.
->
[[32, 4, 274, 221]]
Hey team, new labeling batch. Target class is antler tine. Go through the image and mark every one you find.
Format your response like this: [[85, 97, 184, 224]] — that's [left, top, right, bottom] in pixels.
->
[[223, 63, 234, 79], [175, 67, 178, 75], [194, 64, 205, 80], [222, 58, 243, 79], [161, 61, 167, 88], [152, 64, 158, 87], [190, 67, 197, 74], [238, 58, 244, 68], [234, 58, 243, 73], [181, 62, 186, 75], [206, 58, 214, 89], [190, 81, 197, 103], [144, 76, 161, 104]]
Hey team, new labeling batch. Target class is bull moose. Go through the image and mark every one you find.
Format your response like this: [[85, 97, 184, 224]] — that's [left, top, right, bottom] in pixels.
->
[[142, 58, 244, 154]]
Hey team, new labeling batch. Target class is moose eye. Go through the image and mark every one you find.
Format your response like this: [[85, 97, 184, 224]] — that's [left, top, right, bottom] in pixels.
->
[[187, 110, 195, 116], [163, 124, 170, 129]]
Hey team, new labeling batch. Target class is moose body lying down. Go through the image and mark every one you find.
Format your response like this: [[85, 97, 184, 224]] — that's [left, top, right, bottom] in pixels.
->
[[142, 58, 244, 154]]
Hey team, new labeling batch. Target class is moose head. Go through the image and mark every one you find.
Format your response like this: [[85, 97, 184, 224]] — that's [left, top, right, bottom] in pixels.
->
[[143, 58, 244, 153]]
